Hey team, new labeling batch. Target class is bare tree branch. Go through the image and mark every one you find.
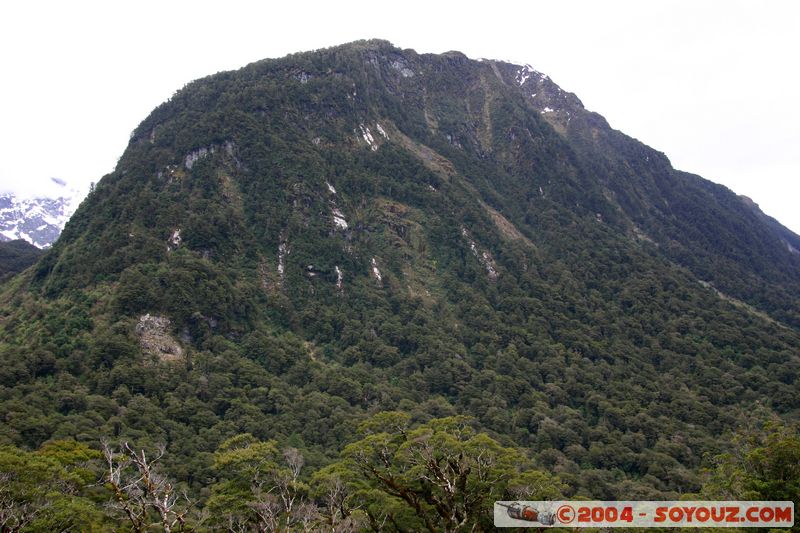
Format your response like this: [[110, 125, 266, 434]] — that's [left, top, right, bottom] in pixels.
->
[[101, 440, 195, 532]]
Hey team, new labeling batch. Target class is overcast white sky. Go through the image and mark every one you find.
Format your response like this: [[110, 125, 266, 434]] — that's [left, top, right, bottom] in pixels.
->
[[1, 0, 798, 232]]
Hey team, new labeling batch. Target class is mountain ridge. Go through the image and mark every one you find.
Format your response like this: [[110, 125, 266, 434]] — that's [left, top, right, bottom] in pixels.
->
[[98, 40, 799, 322], [1, 40, 798, 525]]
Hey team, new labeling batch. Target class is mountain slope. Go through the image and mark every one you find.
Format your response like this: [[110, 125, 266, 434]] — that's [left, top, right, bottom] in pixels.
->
[[473, 59, 800, 328], [1, 40, 798, 507], [0, 239, 43, 280]]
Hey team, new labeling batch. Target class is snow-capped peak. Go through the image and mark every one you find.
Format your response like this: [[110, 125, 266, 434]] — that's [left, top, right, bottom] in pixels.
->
[[0, 179, 87, 248]]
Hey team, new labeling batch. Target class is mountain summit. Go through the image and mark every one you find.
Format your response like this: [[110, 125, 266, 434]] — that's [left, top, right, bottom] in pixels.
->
[[1, 40, 798, 527], [37, 39, 800, 326]]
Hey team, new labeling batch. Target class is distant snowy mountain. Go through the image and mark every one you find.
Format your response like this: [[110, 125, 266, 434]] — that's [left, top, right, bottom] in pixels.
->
[[0, 179, 86, 248]]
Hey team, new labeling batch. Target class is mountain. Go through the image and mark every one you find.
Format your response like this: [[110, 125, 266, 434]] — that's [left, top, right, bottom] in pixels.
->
[[0, 179, 85, 248], [0, 239, 43, 280], [0, 40, 798, 529]]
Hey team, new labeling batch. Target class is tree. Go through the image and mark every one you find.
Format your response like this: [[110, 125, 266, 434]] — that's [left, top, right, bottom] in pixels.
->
[[102, 440, 196, 532], [309, 463, 370, 532], [702, 421, 800, 503], [333, 412, 563, 532], [0, 440, 105, 532], [208, 434, 315, 531]]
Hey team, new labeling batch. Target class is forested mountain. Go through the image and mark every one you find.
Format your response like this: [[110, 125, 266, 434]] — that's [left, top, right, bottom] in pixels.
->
[[0, 239, 42, 280], [1, 40, 798, 531]]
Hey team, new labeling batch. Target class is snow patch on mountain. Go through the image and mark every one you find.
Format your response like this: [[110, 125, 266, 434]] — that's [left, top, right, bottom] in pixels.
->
[[0, 178, 86, 248]]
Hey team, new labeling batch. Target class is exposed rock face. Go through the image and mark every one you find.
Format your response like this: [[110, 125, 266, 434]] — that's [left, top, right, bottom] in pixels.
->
[[390, 58, 415, 78], [461, 227, 499, 280], [167, 228, 182, 251], [184, 147, 213, 170], [370, 257, 383, 284], [136, 314, 183, 362], [335, 265, 343, 291]]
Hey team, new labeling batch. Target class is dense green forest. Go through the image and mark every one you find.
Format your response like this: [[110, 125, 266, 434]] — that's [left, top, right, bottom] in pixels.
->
[[0, 240, 42, 281], [1, 417, 796, 530], [1, 40, 798, 530]]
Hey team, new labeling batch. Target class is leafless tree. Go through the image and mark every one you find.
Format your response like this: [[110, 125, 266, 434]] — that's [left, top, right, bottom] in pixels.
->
[[242, 447, 315, 532], [323, 475, 349, 529], [283, 448, 304, 480], [249, 491, 283, 533], [223, 513, 249, 533], [336, 513, 369, 533], [292, 501, 321, 532], [0, 473, 45, 533], [101, 440, 194, 532]]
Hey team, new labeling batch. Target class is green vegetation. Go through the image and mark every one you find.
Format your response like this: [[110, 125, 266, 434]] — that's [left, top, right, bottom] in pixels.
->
[[0, 240, 42, 281], [1, 419, 795, 531], [1, 40, 799, 530], [702, 420, 800, 504], [0, 440, 106, 530]]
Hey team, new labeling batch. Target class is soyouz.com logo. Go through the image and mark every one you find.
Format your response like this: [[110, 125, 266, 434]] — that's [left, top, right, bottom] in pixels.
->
[[494, 501, 794, 528]]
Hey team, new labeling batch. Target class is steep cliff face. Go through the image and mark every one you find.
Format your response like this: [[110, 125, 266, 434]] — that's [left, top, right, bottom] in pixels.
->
[[1, 40, 798, 500]]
